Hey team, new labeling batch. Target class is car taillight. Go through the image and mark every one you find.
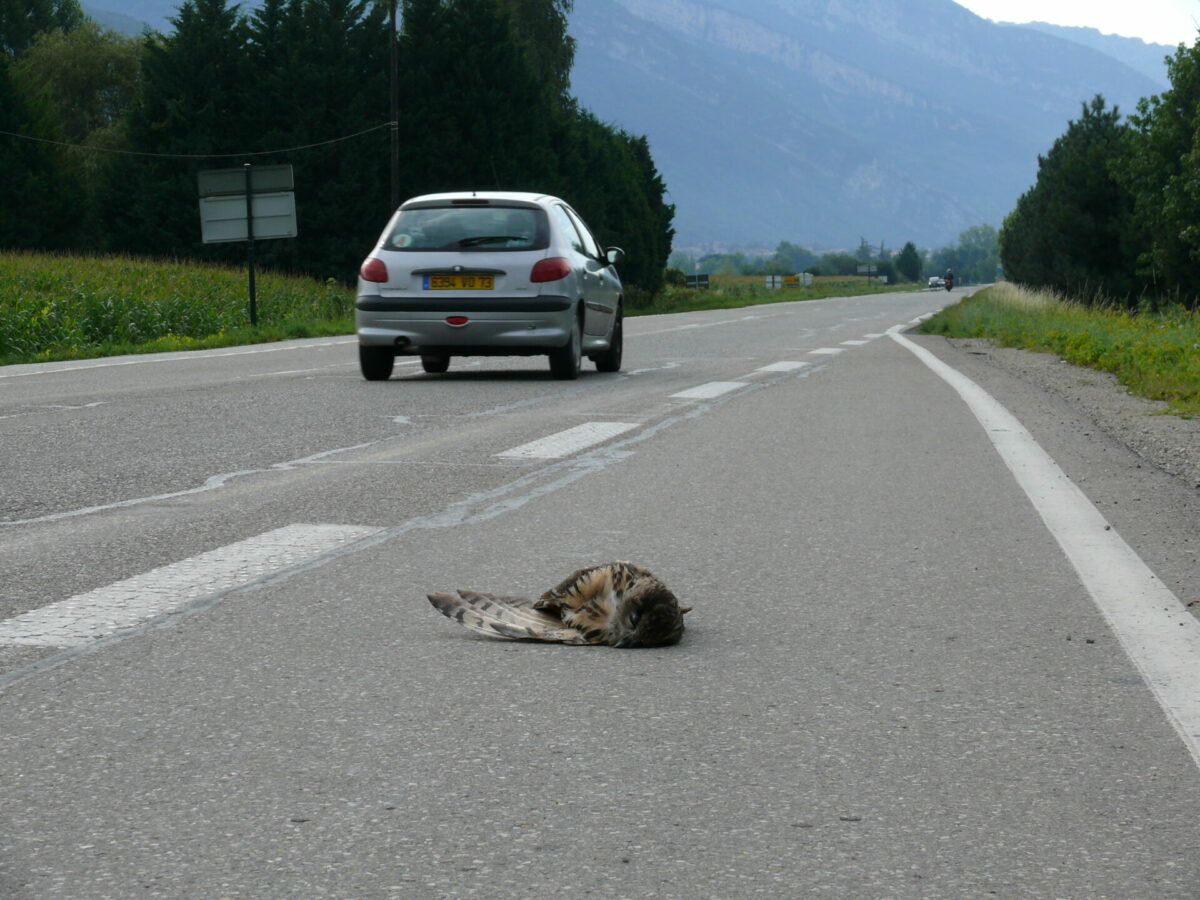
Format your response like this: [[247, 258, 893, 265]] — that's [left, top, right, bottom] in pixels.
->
[[531, 257, 571, 283], [359, 257, 388, 283]]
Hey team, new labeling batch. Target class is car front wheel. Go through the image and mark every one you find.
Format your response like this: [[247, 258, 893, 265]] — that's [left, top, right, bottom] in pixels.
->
[[359, 345, 395, 381], [549, 313, 582, 380]]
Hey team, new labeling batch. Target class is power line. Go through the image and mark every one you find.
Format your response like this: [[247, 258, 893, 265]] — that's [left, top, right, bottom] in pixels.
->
[[0, 121, 394, 159]]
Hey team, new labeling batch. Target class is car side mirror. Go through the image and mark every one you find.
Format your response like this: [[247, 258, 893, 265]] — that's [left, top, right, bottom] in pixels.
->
[[605, 247, 625, 266]]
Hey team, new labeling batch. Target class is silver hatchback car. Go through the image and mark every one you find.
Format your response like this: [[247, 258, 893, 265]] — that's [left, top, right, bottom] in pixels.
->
[[355, 191, 625, 380]]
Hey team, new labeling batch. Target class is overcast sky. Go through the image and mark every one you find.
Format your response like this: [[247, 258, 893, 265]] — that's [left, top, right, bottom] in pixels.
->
[[955, 0, 1200, 46]]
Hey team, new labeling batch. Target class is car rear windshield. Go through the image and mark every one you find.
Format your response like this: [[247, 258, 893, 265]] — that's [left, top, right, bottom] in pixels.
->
[[384, 205, 549, 252]]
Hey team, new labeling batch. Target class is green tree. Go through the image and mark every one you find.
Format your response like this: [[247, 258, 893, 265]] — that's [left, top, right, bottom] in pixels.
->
[[104, 0, 252, 257], [772, 240, 817, 273], [12, 22, 139, 143], [1001, 96, 1133, 301], [895, 241, 920, 282], [1114, 43, 1200, 305], [0, 55, 82, 248], [1, 0, 83, 58]]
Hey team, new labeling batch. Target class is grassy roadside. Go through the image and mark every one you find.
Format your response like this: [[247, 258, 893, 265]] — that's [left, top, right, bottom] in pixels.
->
[[628, 275, 909, 317], [919, 282, 1200, 417], [0, 252, 911, 366], [0, 251, 356, 366]]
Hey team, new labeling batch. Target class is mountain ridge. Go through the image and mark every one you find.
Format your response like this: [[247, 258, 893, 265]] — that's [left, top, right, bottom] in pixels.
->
[[79, 0, 1173, 248]]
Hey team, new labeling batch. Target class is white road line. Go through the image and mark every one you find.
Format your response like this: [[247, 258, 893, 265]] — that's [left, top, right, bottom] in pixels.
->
[[0, 524, 381, 648], [840, 339, 869, 346], [863, 333, 884, 339], [634, 313, 771, 336], [0, 338, 357, 381], [496, 422, 639, 459], [670, 381, 749, 400], [755, 361, 810, 373], [891, 327, 1200, 769], [808, 348, 845, 356], [0, 442, 378, 527]]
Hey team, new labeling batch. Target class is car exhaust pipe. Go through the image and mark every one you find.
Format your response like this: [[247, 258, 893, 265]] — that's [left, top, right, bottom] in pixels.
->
[[394, 336, 411, 348]]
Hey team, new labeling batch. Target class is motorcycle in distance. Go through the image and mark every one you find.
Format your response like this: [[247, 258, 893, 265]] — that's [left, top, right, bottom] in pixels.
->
[[944, 270, 954, 291]]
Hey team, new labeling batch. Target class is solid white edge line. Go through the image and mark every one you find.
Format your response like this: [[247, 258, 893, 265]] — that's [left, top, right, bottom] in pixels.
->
[[0, 338, 358, 380], [890, 327, 1200, 768]]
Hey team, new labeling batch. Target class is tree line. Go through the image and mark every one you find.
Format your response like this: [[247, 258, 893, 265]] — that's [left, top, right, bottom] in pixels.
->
[[0, 0, 674, 294], [1000, 37, 1200, 310], [669, 226, 999, 286]]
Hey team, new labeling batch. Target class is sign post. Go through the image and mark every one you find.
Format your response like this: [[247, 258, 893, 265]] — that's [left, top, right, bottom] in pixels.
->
[[198, 164, 297, 326]]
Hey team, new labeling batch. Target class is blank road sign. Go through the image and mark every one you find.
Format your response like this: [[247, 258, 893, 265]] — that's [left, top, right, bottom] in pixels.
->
[[199, 192, 298, 243], [197, 165, 294, 197]]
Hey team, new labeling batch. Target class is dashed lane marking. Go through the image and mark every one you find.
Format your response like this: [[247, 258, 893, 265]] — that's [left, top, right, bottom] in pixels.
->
[[808, 348, 845, 356], [670, 381, 749, 400], [496, 422, 640, 460], [755, 361, 810, 373], [0, 524, 382, 648]]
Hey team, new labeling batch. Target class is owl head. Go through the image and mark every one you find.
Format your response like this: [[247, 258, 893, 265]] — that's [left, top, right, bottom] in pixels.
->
[[613, 583, 692, 648]]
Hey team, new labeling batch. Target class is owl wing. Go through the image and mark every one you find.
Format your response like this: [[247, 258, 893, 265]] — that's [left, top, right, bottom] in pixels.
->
[[535, 561, 653, 610], [427, 589, 599, 644]]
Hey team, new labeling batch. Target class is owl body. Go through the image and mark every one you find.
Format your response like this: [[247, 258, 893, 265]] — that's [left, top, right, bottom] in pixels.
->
[[427, 561, 690, 648]]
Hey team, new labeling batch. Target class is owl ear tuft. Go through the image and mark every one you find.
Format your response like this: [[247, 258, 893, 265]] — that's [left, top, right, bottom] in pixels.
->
[[679, 604, 693, 614]]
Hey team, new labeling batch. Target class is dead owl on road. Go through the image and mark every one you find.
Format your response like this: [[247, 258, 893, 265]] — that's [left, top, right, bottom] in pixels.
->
[[427, 561, 691, 648]]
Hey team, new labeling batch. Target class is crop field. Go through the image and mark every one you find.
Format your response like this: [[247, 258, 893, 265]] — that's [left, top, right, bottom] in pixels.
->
[[920, 282, 1200, 417], [0, 252, 356, 365]]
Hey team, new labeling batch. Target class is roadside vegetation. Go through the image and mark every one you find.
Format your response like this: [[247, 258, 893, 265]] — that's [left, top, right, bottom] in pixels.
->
[[920, 283, 1200, 417], [630, 275, 907, 316], [0, 252, 354, 365], [0, 251, 912, 366]]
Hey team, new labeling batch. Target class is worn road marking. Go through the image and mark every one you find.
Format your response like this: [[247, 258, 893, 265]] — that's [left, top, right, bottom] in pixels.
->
[[670, 382, 748, 400], [0, 338, 357, 381], [0, 524, 381, 648], [496, 422, 639, 459], [840, 340, 870, 346], [808, 348, 845, 356], [0, 443, 378, 527], [755, 361, 810, 373], [891, 327, 1200, 769]]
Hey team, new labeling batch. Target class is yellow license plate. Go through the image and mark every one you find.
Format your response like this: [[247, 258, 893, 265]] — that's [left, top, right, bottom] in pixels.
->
[[424, 274, 494, 290]]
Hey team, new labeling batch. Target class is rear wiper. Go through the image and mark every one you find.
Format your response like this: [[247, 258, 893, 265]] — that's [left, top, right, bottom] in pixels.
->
[[456, 235, 526, 247]]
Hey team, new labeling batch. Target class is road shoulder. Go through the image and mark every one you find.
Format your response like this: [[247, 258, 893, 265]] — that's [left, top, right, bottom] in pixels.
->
[[912, 332, 1200, 612]]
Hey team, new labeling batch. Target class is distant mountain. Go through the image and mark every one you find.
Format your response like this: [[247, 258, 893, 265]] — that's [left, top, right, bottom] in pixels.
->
[[1013, 22, 1174, 89], [569, 0, 1165, 248], [83, 4, 148, 34], [79, 0, 1169, 249]]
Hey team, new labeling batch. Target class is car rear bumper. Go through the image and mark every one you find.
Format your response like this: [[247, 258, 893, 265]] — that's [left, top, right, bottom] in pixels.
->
[[356, 294, 574, 353]]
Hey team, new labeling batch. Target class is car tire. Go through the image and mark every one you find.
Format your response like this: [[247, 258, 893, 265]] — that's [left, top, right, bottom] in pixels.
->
[[421, 355, 450, 374], [592, 306, 623, 373], [549, 313, 582, 380], [359, 345, 395, 381]]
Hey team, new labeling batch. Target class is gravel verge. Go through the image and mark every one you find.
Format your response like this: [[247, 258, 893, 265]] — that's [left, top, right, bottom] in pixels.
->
[[947, 337, 1200, 492]]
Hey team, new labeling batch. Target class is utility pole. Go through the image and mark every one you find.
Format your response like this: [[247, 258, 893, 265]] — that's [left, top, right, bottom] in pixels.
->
[[389, 0, 400, 211]]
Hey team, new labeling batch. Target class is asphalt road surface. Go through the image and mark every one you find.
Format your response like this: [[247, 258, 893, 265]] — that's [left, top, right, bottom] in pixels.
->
[[2, 287, 1199, 898]]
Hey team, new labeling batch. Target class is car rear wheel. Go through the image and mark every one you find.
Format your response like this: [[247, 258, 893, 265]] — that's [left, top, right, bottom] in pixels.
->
[[421, 355, 450, 374], [359, 345, 395, 381], [549, 313, 582, 380], [592, 307, 623, 373]]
